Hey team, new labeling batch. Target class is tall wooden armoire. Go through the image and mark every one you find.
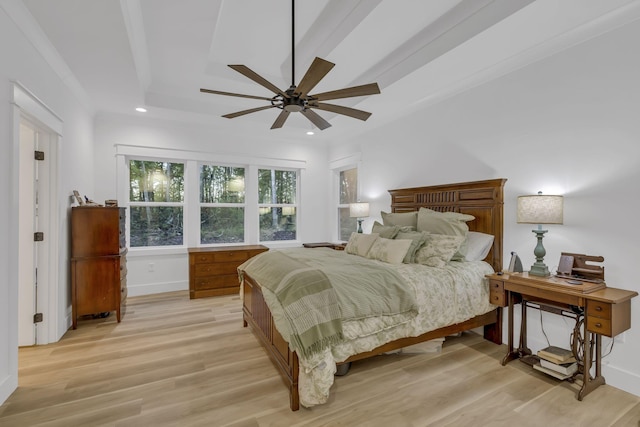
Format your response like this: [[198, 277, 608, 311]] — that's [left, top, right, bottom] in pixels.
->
[[70, 206, 127, 329]]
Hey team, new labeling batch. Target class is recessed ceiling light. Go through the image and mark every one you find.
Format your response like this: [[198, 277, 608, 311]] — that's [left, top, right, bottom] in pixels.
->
[[135, 107, 147, 113], [306, 131, 314, 136]]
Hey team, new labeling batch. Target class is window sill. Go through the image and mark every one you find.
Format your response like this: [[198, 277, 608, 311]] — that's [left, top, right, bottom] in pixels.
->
[[127, 247, 188, 257]]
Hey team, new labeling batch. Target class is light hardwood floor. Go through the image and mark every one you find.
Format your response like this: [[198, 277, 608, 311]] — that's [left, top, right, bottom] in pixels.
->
[[1, 291, 639, 427]]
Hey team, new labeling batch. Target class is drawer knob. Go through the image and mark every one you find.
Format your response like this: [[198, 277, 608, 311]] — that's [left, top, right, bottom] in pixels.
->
[[595, 306, 603, 312], [595, 323, 602, 328]]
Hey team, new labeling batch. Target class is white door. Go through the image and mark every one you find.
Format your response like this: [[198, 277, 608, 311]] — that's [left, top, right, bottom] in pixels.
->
[[18, 119, 51, 346]]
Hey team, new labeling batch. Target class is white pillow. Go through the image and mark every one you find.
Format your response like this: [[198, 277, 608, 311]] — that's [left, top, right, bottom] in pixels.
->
[[464, 232, 494, 262], [414, 234, 465, 268], [367, 238, 413, 264], [345, 232, 379, 257]]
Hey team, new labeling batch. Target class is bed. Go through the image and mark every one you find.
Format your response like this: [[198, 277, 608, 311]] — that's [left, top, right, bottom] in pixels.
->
[[239, 178, 506, 410]]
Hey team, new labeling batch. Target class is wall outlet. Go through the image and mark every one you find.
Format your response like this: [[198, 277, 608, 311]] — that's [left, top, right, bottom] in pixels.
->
[[615, 332, 626, 344], [148, 262, 155, 272]]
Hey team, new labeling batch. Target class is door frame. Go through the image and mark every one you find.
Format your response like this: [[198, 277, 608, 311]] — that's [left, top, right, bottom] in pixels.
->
[[11, 82, 62, 347]]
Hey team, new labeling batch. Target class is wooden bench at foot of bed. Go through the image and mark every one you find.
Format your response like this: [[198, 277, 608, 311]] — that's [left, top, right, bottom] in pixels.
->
[[242, 178, 507, 411]]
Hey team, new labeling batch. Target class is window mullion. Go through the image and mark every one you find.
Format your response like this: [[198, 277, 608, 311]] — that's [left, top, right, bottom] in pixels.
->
[[245, 165, 259, 244], [186, 160, 199, 247]]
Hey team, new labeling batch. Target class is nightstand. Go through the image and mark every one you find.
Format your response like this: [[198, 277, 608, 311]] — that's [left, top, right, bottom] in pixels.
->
[[487, 272, 637, 400]]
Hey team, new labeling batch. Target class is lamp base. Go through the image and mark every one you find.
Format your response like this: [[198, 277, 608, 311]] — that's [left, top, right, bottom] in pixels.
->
[[529, 228, 550, 276], [528, 262, 551, 277], [357, 219, 364, 233]]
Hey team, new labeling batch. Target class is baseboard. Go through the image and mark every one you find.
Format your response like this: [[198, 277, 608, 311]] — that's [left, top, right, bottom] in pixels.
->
[[127, 280, 188, 297], [603, 363, 640, 398], [0, 373, 17, 406]]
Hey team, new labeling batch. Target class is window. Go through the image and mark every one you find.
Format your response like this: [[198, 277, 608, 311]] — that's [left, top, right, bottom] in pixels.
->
[[129, 160, 184, 247], [200, 165, 245, 244], [338, 167, 358, 240], [258, 168, 297, 241], [121, 147, 304, 248]]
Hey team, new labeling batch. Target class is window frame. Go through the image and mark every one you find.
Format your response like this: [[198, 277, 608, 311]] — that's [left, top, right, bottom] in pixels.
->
[[257, 167, 300, 243], [116, 146, 305, 253], [198, 163, 247, 245], [127, 158, 186, 249], [335, 165, 359, 241]]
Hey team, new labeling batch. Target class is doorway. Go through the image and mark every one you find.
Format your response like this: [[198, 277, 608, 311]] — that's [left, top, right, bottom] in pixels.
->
[[10, 82, 66, 348], [17, 117, 58, 346]]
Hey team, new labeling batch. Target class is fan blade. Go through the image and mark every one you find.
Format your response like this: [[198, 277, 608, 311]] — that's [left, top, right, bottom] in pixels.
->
[[228, 65, 289, 98], [310, 82, 380, 102], [200, 88, 274, 101], [301, 109, 331, 130], [223, 104, 278, 119], [271, 110, 290, 129], [308, 102, 372, 121], [294, 57, 335, 98]]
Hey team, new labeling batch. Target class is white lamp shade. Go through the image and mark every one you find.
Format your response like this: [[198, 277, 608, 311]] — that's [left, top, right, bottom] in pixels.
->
[[349, 202, 370, 218], [517, 194, 563, 224]]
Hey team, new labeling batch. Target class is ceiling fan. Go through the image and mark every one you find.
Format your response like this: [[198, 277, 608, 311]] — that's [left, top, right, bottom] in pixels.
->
[[200, 0, 380, 131]]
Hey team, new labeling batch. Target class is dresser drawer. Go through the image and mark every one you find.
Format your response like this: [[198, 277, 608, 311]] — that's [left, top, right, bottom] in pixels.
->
[[489, 279, 505, 307], [194, 274, 238, 290], [587, 302, 611, 319], [586, 316, 612, 336], [195, 262, 239, 277], [193, 251, 251, 264]]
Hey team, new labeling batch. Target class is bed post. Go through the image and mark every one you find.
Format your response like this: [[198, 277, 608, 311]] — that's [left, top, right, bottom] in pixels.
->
[[483, 307, 503, 344]]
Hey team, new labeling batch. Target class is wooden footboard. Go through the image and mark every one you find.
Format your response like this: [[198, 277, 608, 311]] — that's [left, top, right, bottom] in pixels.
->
[[242, 274, 300, 411]]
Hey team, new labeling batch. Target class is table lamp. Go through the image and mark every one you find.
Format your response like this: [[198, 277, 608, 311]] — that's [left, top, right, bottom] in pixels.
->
[[517, 192, 563, 276], [349, 202, 369, 233]]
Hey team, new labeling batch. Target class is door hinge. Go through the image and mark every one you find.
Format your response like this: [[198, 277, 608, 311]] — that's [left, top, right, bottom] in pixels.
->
[[34, 150, 45, 161], [34, 232, 44, 241], [33, 313, 43, 323]]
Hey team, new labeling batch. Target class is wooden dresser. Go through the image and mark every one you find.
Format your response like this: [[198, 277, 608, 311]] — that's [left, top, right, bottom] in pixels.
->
[[70, 206, 127, 329], [188, 245, 268, 299]]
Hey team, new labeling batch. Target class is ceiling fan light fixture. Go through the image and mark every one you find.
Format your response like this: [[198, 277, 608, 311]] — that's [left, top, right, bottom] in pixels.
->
[[284, 104, 304, 113]]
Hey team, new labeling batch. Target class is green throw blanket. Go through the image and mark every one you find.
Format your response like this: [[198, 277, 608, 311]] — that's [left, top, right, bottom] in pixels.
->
[[238, 248, 418, 359], [238, 251, 343, 358]]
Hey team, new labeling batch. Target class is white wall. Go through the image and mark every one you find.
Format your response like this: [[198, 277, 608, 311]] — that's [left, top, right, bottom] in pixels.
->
[[329, 17, 640, 397], [0, 6, 95, 404], [93, 114, 331, 296], [3, 0, 638, 409]]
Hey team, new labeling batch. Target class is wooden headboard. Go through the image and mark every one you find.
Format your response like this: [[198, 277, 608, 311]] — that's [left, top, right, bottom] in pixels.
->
[[389, 178, 507, 272]]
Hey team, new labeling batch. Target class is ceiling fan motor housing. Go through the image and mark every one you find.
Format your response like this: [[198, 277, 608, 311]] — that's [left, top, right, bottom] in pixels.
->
[[282, 87, 306, 112]]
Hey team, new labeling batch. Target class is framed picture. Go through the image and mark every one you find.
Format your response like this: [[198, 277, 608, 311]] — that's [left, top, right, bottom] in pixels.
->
[[73, 190, 84, 205]]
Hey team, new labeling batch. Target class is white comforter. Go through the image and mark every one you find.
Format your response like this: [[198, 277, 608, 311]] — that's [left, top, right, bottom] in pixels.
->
[[255, 250, 495, 407]]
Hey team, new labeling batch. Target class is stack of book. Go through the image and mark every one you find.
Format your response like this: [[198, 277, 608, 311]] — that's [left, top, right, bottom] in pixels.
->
[[533, 346, 578, 380]]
